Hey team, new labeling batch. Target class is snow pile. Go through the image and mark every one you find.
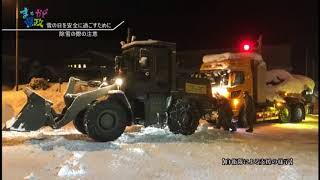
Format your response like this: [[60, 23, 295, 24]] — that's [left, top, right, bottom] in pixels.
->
[[2, 127, 84, 147], [42, 128, 81, 136], [9, 123, 26, 132], [118, 124, 232, 144], [2, 131, 46, 140], [203, 52, 263, 63], [28, 136, 120, 151], [24, 172, 37, 180], [2, 127, 80, 140], [127, 147, 145, 155], [5, 117, 16, 129], [266, 69, 315, 102], [116, 126, 183, 144], [57, 151, 86, 177]]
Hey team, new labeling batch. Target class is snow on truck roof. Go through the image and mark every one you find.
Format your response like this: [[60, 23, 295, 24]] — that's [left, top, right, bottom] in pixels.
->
[[121, 39, 176, 49], [202, 52, 264, 63]]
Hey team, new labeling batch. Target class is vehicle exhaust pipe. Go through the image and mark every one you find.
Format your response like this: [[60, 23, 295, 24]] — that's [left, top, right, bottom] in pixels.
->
[[126, 27, 132, 43]]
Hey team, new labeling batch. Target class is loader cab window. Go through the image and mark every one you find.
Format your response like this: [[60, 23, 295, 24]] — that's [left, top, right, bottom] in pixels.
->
[[231, 71, 245, 86], [120, 50, 133, 73], [137, 48, 152, 73]]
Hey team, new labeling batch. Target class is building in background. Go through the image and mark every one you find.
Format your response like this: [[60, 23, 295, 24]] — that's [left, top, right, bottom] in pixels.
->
[[2, 55, 60, 87], [63, 50, 117, 81]]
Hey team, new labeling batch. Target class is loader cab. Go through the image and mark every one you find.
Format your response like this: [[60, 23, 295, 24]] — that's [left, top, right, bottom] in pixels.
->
[[115, 40, 177, 125], [117, 40, 176, 98]]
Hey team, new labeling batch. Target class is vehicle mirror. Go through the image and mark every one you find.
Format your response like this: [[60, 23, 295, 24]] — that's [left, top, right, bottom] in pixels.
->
[[114, 56, 122, 72]]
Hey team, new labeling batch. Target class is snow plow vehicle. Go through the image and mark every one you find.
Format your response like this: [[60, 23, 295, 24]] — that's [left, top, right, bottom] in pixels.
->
[[199, 45, 315, 126], [4, 36, 224, 142]]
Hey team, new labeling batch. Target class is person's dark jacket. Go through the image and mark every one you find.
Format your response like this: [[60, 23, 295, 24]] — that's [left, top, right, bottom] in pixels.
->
[[244, 94, 256, 126]]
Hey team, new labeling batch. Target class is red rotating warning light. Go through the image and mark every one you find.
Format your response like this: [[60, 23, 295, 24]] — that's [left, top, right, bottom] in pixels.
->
[[240, 41, 253, 52], [243, 44, 250, 51]]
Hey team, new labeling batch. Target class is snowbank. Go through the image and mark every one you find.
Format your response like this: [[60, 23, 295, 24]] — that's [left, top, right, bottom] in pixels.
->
[[117, 126, 183, 144], [2, 127, 81, 143]]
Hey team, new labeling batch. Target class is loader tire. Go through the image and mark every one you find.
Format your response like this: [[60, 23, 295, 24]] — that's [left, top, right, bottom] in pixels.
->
[[167, 98, 199, 135], [167, 117, 181, 134], [73, 109, 87, 134], [167, 99, 183, 134], [180, 109, 200, 135], [291, 104, 305, 123], [85, 100, 127, 142]]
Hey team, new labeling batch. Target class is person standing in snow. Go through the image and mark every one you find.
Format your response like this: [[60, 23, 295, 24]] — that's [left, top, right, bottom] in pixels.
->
[[243, 91, 256, 133], [215, 94, 236, 132]]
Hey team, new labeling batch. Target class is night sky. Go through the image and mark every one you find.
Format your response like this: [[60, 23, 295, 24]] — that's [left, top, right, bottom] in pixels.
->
[[2, 0, 318, 75]]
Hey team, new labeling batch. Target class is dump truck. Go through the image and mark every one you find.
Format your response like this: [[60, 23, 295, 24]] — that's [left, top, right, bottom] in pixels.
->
[[199, 46, 314, 126], [5, 34, 226, 142]]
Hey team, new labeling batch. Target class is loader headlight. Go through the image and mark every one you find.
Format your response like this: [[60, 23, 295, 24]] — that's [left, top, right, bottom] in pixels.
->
[[115, 78, 123, 86]]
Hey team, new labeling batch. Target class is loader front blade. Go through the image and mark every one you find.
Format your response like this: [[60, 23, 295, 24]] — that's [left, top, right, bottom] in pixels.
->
[[4, 88, 54, 131]]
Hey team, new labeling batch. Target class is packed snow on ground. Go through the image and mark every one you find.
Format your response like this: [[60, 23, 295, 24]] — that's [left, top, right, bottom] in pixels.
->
[[2, 116, 319, 180], [57, 151, 86, 177]]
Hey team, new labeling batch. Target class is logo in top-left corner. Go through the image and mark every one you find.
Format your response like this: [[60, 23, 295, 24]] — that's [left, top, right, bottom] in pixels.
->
[[19, 7, 48, 28]]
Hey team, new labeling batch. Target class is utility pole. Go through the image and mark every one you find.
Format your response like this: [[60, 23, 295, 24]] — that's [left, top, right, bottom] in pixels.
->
[[15, 0, 19, 91], [257, 34, 263, 54], [313, 58, 316, 84], [305, 48, 308, 77]]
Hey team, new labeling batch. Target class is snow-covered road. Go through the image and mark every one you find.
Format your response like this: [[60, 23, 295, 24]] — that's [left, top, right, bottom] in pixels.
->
[[2, 115, 318, 180]]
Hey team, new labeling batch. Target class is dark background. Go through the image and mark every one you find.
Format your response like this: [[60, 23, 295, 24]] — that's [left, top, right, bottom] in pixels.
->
[[2, 0, 318, 77]]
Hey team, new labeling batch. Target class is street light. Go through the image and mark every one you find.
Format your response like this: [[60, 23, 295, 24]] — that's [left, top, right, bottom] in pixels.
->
[[15, 0, 19, 91]]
